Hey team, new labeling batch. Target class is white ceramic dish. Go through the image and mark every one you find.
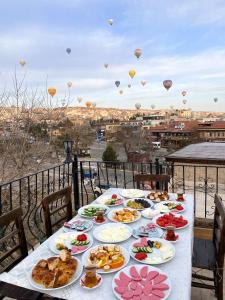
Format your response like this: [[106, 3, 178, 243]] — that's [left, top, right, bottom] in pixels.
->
[[153, 213, 189, 230], [28, 257, 83, 291], [129, 237, 175, 265], [82, 244, 130, 274], [96, 194, 124, 206], [112, 264, 171, 300], [63, 219, 93, 232], [78, 204, 109, 218], [49, 232, 93, 255], [123, 198, 154, 210], [141, 207, 161, 219], [93, 223, 133, 243], [107, 208, 141, 224], [154, 201, 185, 214], [120, 189, 146, 198], [132, 223, 164, 239]]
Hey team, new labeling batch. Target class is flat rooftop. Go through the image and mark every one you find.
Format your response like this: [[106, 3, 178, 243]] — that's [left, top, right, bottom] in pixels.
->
[[166, 142, 225, 164]]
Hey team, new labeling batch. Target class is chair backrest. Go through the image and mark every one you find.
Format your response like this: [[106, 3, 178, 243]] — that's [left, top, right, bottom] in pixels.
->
[[0, 207, 28, 273], [134, 174, 170, 191], [42, 186, 73, 238], [213, 194, 225, 269]]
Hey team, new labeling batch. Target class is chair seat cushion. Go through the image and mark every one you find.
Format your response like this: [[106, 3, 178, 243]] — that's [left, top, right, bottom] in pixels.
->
[[192, 238, 216, 270]]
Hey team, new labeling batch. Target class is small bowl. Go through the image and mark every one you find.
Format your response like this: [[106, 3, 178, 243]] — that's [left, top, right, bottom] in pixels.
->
[[80, 274, 102, 290]]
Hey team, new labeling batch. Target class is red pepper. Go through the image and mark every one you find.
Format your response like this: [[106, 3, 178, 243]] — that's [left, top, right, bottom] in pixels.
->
[[77, 234, 87, 241], [135, 252, 147, 260]]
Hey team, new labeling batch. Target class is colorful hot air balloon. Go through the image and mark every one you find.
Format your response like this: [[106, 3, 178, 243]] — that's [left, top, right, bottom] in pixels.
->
[[181, 90, 187, 97], [104, 63, 108, 68], [128, 84, 131, 88], [77, 97, 82, 103], [108, 19, 113, 25], [141, 80, 146, 86], [115, 81, 120, 87], [214, 97, 218, 103], [151, 104, 155, 109], [134, 49, 142, 59], [85, 101, 91, 108], [66, 48, 71, 54], [67, 81, 72, 88], [19, 59, 26, 67], [163, 80, 172, 90], [119, 90, 123, 95], [48, 87, 56, 97], [135, 103, 141, 110], [183, 99, 187, 105], [129, 69, 136, 79]]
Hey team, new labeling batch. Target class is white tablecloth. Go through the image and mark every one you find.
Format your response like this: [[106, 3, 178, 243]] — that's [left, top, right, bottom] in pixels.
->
[[0, 189, 194, 299]]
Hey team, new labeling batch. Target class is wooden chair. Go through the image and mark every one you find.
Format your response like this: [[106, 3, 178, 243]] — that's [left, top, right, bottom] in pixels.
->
[[134, 174, 170, 191], [42, 186, 73, 238], [0, 207, 28, 273], [192, 194, 225, 299]]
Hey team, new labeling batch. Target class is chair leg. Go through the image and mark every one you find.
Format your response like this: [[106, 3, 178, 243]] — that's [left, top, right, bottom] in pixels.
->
[[215, 271, 223, 300]]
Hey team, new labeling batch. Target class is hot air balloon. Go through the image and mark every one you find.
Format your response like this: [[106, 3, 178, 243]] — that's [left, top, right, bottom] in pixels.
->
[[67, 81, 72, 88], [108, 19, 113, 25], [151, 104, 155, 109], [77, 97, 82, 103], [134, 49, 142, 59], [66, 48, 71, 54], [19, 59, 26, 67], [141, 80, 146, 86], [48, 87, 56, 97], [104, 63, 108, 68], [129, 69, 136, 79], [128, 84, 131, 88], [92, 101, 96, 108], [181, 90, 187, 97], [85, 101, 91, 108], [214, 97, 218, 103], [135, 103, 141, 110], [115, 81, 120, 87], [61, 99, 66, 106], [119, 90, 123, 95], [183, 99, 187, 105], [163, 80, 172, 90]]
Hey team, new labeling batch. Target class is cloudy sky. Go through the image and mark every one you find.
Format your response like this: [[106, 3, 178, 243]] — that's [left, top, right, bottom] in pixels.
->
[[1, 0, 225, 110]]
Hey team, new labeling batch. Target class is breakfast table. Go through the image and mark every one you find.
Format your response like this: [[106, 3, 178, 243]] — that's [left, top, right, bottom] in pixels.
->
[[0, 188, 194, 300]]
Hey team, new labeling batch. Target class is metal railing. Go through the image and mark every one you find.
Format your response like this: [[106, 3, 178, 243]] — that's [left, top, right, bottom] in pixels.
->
[[1, 158, 225, 247]]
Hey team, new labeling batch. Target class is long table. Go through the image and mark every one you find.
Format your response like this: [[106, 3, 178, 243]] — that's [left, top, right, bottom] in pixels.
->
[[0, 189, 194, 299]]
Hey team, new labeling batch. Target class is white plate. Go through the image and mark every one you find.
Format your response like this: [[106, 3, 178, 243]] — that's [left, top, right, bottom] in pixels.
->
[[120, 189, 146, 198], [132, 223, 164, 239], [107, 208, 141, 224], [49, 232, 93, 255], [63, 219, 93, 232], [141, 207, 161, 219], [78, 204, 109, 218], [129, 237, 175, 265], [82, 244, 130, 274], [112, 264, 171, 300], [154, 201, 185, 214], [28, 257, 83, 291], [93, 223, 133, 243], [153, 213, 189, 230], [124, 198, 154, 211], [96, 194, 124, 206]]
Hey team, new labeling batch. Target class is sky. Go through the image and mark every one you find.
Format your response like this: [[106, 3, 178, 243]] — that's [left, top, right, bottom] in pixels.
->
[[1, 0, 225, 111]]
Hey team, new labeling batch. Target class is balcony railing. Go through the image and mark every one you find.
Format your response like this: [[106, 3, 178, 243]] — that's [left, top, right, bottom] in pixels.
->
[[1, 157, 224, 247]]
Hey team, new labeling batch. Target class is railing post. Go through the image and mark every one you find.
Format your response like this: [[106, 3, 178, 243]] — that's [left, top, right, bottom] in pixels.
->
[[72, 155, 80, 210], [155, 158, 160, 189]]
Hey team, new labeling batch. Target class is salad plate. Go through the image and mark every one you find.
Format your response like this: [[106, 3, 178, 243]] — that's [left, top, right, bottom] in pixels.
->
[[154, 201, 185, 213], [153, 213, 189, 230], [93, 223, 133, 243], [78, 204, 109, 218], [112, 264, 171, 300], [96, 194, 123, 206], [124, 198, 153, 210], [49, 232, 93, 255], [129, 237, 175, 265]]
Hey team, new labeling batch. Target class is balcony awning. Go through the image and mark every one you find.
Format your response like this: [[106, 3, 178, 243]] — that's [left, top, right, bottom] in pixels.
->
[[166, 142, 225, 165]]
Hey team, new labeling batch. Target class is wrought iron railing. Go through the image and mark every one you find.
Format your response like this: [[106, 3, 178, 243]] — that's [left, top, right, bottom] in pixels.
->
[[1, 158, 225, 247]]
